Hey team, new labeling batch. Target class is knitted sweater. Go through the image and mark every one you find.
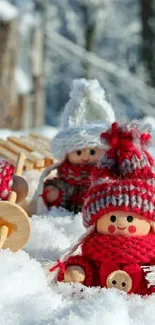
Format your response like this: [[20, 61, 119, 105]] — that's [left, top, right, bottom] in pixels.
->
[[58, 232, 155, 295], [43, 160, 93, 214]]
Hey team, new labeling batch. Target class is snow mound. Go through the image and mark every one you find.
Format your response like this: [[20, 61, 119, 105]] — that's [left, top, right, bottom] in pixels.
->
[[1, 209, 154, 325], [0, 1, 18, 22], [25, 209, 84, 261], [0, 249, 61, 325]]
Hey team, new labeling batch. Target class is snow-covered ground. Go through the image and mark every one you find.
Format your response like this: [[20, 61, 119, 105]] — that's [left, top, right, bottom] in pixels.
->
[[0, 121, 155, 325], [1, 209, 155, 325]]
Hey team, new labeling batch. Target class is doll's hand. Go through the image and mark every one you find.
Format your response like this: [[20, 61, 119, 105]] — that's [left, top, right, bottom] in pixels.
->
[[44, 185, 60, 203], [63, 266, 85, 283], [12, 175, 29, 203]]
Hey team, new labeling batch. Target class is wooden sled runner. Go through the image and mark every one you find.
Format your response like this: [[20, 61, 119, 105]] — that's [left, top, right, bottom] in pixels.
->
[[0, 153, 31, 252]]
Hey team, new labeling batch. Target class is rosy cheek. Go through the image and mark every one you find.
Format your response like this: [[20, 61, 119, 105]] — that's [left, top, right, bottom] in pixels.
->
[[128, 225, 136, 234], [108, 225, 116, 234]]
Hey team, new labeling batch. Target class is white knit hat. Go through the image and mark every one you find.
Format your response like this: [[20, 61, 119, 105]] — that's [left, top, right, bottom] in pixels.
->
[[51, 78, 115, 160]]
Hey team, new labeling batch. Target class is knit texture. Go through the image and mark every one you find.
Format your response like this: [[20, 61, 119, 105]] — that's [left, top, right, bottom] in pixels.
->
[[83, 121, 155, 227], [58, 231, 155, 295], [0, 159, 14, 200], [51, 79, 115, 160], [43, 160, 94, 214]]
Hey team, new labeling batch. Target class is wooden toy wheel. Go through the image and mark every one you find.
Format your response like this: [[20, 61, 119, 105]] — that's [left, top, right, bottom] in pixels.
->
[[0, 201, 31, 252], [0, 153, 31, 252]]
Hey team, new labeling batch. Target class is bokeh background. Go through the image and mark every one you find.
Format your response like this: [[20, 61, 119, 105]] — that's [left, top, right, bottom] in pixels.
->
[[0, 0, 155, 129]]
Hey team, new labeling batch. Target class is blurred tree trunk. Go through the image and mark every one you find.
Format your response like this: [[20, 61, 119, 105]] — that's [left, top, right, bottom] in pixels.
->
[[0, 18, 18, 128], [81, 4, 97, 78], [141, 0, 155, 87]]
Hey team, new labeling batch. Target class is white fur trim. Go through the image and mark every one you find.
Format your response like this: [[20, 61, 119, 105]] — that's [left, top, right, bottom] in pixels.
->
[[142, 265, 155, 287], [51, 123, 107, 160]]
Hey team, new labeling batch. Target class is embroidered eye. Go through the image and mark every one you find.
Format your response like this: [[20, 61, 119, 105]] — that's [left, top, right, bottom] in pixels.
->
[[110, 215, 116, 222], [90, 149, 96, 156], [127, 216, 133, 223], [76, 150, 82, 156]]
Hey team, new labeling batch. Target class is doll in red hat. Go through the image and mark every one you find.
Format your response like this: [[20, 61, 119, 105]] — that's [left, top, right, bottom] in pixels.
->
[[46, 121, 155, 295]]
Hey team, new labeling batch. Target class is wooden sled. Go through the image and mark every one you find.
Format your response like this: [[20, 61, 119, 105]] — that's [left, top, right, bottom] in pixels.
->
[[0, 153, 31, 252], [0, 133, 54, 171]]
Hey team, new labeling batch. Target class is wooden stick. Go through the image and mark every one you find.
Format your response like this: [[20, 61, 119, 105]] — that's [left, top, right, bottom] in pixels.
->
[[8, 191, 17, 204], [8, 153, 25, 204], [15, 152, 26, 177], [0, 225, 9, 249]]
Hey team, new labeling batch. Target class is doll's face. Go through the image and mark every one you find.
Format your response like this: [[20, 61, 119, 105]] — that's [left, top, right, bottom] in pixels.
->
[[68, 147, 104, 165], [96, 211, 151, 237]]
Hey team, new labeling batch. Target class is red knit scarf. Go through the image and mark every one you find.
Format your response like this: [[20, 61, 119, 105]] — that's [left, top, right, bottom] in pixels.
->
[[57, 160, 94, 186], [82, 232, 155, 265]]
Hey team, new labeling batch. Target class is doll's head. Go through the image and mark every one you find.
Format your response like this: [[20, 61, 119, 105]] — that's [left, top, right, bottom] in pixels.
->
[[83, 121, 155, 237], [51, 79, 115, 163], [67, 147, 104, 165], [96, 210, 151, 236]]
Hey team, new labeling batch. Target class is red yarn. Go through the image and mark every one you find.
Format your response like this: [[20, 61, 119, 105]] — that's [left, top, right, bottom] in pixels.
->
[[83, 122, 155, 227], [41, 188, 63, 207], [49, 260, 65, 273], [0, 160, 14, 200], [83, 178, 155, 224], [43, 160, 94, 213], [58, 232, 155, 295], [101, 122, 142, 164], [58, 160, 93, 186]]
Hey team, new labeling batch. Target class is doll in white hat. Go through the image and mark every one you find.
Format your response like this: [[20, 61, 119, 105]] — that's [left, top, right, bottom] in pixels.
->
[[37, 78, 115, 214]]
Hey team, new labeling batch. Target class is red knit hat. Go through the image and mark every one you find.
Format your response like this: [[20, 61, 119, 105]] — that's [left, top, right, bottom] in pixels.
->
[[0, 159, 14, 200], [83, 121, 155, 228]]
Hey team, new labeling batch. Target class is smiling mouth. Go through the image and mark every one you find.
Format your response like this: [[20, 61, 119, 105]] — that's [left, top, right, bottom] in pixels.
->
[[81, 159, 90, 163], [117, 227, 126, 230]]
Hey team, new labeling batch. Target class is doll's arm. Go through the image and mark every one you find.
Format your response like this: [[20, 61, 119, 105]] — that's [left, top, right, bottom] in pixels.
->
[[57, 255, 94, 286], [42, 178, 66, 206]]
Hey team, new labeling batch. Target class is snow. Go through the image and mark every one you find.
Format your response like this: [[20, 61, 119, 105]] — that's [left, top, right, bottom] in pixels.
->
[[0, 209, 155, 325], [0, 1, 18, 22], [0, 123, 155, 324], [0, 125, 57, 140], [15, 67, 33, 95]]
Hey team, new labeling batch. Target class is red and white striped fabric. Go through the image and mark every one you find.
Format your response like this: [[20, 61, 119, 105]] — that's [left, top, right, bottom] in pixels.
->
[[0, 159, 14, 201], [83, 121, 155, 228]]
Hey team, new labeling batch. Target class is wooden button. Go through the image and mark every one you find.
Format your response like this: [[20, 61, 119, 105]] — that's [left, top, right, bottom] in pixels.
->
[[106, 270, 132, 293]]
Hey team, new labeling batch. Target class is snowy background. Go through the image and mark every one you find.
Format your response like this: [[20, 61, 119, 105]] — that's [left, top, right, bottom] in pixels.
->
[[5, 0, 155, 126], [1, 0, 155, 324]]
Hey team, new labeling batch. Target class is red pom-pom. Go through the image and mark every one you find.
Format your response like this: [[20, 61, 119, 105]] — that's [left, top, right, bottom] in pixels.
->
[[140, 133, 151, 146], [100, 122, 142, 163]]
